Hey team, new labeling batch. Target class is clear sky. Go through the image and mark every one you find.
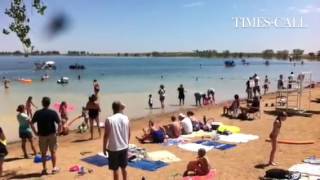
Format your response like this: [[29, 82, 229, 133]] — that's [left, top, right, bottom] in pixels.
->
[[0, 0, 319, 53]]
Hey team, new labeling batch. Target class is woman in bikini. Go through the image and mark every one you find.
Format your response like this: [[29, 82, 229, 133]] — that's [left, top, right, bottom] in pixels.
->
[[26, 96, 37, 118], [86, 95, 101, 140]]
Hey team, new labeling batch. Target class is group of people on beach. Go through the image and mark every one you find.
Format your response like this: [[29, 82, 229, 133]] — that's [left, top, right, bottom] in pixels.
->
[[0, 72, 296, 179], [148, 84, 215, 110]]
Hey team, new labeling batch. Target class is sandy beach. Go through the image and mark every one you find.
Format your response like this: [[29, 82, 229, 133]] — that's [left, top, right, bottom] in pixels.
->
[[1, 86, 319, 180]]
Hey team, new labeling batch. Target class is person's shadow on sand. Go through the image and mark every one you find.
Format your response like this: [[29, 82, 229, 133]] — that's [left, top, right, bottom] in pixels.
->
[[8, 172, 42, 179], [72, 138, 91, 143], [254, 163, 270, 169], [4, 157, 24, 162]]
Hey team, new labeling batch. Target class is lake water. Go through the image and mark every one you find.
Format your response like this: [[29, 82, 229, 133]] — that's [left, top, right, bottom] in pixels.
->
[[1, 56, 320, 141]]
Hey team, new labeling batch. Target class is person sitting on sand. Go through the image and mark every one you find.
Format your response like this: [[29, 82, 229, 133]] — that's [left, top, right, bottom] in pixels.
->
[[86, 95, 101, 139], [148, 94, 153, 109], [183, 148, 210, 177], [164, 116, 182, 138], [26, 96, 37, 118], [68, 106, 89, 133], [186, 111, 202, 131], [248, 96, 260, 113], [136, 120, 165, 143], [223, 94, 240, 116], [179, 113, 193, 135], [0, 127, 8, 177], [268, 111, 287, 166], [16, 105, 37, 158]]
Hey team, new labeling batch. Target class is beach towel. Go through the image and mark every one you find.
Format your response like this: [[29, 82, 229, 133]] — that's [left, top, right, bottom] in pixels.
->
[[163, 138, 189, 146], [178, 143, 213, 152], [182, 169, 217, 180], [217, 125, 240, 134], [218, 133, 259, 143], [289, 163, 320, 176], [303, 157, 320, 165], [82, 155, 108, 167], [181, 130, 216, 139], [195, 140, 236, 150], [82, 154, 168, 171], [147, 150, 181, 163]]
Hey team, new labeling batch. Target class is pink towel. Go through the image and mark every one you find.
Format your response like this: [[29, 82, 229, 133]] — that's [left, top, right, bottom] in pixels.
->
[[182, 169, 217, 180]]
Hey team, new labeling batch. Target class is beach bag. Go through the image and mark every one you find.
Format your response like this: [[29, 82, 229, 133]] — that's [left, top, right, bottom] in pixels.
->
[[264, 169, 300, 179]]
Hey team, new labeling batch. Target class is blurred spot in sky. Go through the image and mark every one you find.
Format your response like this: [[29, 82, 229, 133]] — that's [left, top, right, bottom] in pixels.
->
[[45, 12, 71, 40]]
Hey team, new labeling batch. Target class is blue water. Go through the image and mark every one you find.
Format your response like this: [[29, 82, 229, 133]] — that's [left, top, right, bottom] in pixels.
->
[[1, 56, 319, 141]]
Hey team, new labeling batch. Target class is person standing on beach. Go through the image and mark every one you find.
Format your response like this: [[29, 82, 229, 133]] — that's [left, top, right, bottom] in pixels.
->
[[158, 85, 166, 109], [263, 76, 270, 95], [93, 79, 100, 98], [288, 72, 295, 89], [253, 74, 261, 97], [26, 96, 38, 118], [177, 84, 185, 106], [2, 77, 9, 89], [277, 75, 284, 90], [31, 97, 61, 175], [148, 94, 153, 109], [103, 101, 130, 180], [268, 111, 287, 166], [0, 127, 8, 177], [86, 95, 101, 139], [16, 105, 37, 158]]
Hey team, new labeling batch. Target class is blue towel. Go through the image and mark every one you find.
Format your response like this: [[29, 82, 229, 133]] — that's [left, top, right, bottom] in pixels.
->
[[128, 159, 168, 171], [195, 140, 236, 150], [82, 155, 168, 171], [81, 155, 108, 167]]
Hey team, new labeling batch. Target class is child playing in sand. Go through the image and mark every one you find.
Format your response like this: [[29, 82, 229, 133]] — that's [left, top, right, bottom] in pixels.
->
[[0, 127, 8, 177], [16, 105, 37, 158], [26, 96, 37, 118], [183, 148, 210, 177], [148, 94, 153, 109], [268, 111, 287, 166], [68, 107, 89, 133]]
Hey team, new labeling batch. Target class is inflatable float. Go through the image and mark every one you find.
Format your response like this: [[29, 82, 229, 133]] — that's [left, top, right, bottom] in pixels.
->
[[266, 139, 315, 145], [18, 78, 32, 83]]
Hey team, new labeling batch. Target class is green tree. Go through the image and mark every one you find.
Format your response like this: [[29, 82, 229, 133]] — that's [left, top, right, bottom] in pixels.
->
[[262, 49, 274, 59], [276, 50, 289, 60], [3, 0, 46, 54], [292, 49, 304, 60]]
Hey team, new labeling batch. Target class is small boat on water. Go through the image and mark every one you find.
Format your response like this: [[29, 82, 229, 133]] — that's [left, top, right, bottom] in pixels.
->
[[224, 60, 235, 67], [41, 74, 50, 81], [35, 61, 56, 70], [69, 63, 85, 70], [57, 77, 69, 84]]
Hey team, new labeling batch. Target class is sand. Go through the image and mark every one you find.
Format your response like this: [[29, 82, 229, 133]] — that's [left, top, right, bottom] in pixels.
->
[[2, 87, 320, 180]]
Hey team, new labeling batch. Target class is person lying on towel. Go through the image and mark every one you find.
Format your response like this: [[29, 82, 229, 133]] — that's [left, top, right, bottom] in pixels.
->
[[136, 120, 165, 143], [183, 148, 211, 177]]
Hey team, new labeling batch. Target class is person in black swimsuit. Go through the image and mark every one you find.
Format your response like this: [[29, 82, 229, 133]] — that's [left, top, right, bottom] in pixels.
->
[[177, 84, 185, 106], [86, 95, 101, 140]]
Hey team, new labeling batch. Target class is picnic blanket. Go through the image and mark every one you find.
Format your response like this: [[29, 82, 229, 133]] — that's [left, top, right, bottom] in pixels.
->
[[289, 163, 320, 176], [182, 169, 217, 180], [178, 143, 213, 152], [147, 150, 181, 163], [181, 130, 216, 139], [218, 133, 259, 143], [195, 140, 236, 150], [82, 154, 168, 171]]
